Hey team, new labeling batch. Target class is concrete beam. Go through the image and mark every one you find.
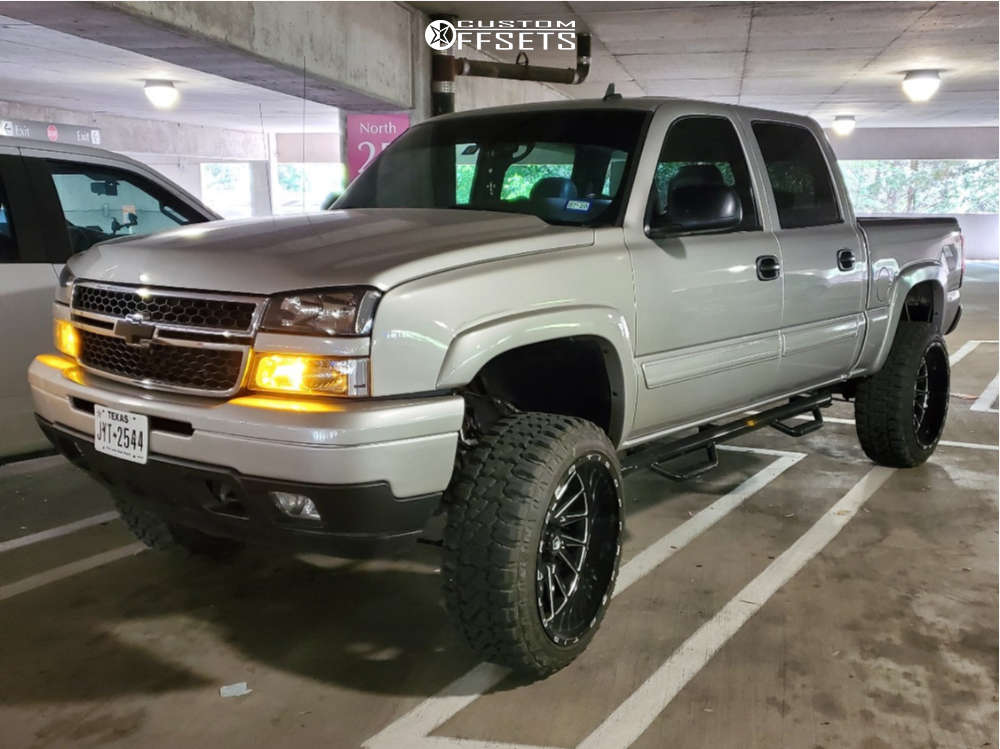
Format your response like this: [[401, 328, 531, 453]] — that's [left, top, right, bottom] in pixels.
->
[[828, 127, 999, 161], [0, 99, 267, 160], [0, 1, 419, 111]]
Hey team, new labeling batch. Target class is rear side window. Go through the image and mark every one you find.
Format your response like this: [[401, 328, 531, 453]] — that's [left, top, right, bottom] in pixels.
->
[[0, 176, 16, 262], [46, 161, 205, 256], [752, 122, 841, 228]]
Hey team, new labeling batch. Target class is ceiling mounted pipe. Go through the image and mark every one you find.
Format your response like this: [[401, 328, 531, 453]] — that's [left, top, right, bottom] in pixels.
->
[[430, 26, 592, 116], [455, 33, 591, 85]]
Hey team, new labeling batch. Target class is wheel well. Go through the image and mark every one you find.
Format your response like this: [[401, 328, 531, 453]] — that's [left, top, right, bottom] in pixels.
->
[[902, 280, 943, 329], [462, 337, 624, 445]]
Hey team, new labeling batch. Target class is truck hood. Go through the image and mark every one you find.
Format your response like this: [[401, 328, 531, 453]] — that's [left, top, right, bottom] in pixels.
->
[[68, 208, 595, 294]]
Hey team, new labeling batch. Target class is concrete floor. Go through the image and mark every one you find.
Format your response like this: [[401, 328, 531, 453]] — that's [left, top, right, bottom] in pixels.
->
[[1, 264, 996, 749]]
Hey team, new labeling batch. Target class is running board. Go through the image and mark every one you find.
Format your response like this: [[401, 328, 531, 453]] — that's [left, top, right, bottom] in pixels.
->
[[624, 392, 832, 480]]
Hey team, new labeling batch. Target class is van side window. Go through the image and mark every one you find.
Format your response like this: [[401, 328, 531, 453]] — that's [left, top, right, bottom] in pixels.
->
[[46, 161, 205, 257], [651, 116, 760, 232], [752, 122, 842, 228], [0, 176, 17, 262]]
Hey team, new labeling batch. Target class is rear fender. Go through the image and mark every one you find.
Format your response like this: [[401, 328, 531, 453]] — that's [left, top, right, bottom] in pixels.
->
[[868, 262, 946, 373]]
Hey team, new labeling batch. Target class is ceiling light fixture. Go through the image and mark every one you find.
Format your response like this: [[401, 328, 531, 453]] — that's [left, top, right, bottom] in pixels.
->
[[901, 70, 941, 102], [144, 80, 179, 109], [831, 115, 856, 136]]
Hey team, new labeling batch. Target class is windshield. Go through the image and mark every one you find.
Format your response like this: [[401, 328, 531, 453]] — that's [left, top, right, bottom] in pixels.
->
[[336, 109, 650, 227]]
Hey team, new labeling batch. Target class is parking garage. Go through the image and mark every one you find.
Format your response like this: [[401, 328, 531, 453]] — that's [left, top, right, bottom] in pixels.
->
[[0, 2, 997, 748]]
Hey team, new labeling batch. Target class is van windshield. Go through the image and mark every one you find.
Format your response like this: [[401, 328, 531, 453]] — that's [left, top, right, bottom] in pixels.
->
[[335, 109, 649, 227]]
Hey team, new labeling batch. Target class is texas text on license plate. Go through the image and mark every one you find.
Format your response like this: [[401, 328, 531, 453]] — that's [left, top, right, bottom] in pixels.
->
[[94, 405, 149, 464]]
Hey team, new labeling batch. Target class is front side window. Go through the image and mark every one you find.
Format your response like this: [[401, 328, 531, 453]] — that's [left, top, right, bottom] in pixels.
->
[[47, 161, 206, 255], [649, 116, 760, 232], [752, 122, 842, 228], [0, 176, 17, 262], [338, 109, 649, 227]]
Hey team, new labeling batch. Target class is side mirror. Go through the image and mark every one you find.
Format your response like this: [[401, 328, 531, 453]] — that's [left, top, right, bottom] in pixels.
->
[[647, 184, 742, 237]]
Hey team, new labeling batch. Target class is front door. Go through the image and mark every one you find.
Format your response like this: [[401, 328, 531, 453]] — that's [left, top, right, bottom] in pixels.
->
[[626, 114, 784, 438]]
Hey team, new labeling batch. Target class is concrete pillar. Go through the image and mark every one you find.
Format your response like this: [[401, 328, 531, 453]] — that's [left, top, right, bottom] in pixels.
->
[[249, 161, 272, 216]]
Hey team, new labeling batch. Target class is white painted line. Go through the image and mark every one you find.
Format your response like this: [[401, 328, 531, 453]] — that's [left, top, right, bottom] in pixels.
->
[[797, 414, 997, 450], [948, 339, 997, 367], [577, 466, 896, 749], [938, 439, 999, 451], [971, 375, 999, 413], [363, 448, 803, 749], [0, 511, 120, 554], [0, 542, 146, 602], [614, 451, 804, 595], [0, 453, 68, 478]]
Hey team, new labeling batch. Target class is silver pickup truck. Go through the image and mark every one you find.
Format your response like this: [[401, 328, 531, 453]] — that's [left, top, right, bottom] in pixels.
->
[[29, 98, 963, 676]]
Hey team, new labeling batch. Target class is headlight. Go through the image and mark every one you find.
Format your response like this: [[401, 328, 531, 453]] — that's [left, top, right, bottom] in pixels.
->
[[262, 287, 381, 337], [54, 319, 80, 359], [56, 266, 75, 305], [251, 353, 368, 397]]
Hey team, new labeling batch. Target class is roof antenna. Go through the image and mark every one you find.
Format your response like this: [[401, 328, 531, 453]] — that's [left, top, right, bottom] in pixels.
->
[[603, 83, 622, 101]]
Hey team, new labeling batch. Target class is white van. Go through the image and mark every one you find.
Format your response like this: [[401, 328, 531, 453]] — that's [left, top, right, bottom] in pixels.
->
[[0, 137, 217, 457]]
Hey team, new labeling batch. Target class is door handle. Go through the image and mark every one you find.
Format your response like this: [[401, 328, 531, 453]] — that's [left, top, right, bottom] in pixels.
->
[[756, 255, 781, 281], [837, 249, 856, 271]]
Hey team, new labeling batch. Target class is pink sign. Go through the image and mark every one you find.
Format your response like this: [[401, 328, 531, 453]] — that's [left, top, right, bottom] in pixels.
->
[[346, 113, 410, 181]]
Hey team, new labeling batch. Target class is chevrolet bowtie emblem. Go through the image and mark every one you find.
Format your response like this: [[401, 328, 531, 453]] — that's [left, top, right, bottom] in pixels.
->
[[114, 317, 156, 346]]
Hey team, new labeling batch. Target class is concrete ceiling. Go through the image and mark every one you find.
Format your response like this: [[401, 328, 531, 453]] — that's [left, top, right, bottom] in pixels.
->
[[0, 14, 343, 133], [415, 1, 999, 128]]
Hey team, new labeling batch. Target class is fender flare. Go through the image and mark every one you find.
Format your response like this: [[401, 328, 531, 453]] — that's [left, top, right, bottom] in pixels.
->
[[436, 305, 636, 445], [870, 262, 946, 373]]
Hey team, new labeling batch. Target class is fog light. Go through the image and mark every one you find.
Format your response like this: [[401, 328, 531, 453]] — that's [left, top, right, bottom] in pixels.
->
[[270, 491, 321, 521]]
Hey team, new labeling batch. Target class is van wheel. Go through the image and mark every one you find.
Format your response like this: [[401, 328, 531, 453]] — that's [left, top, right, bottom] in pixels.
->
[[111, 489, 244, 559], [442, 412, 623, 677], [854, 321, 950, 467]]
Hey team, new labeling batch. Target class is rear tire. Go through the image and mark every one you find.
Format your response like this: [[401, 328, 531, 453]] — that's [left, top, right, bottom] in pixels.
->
[[111, 489, 244, 559], [854, 321, 950, 467], [442, 412, 623, 677]]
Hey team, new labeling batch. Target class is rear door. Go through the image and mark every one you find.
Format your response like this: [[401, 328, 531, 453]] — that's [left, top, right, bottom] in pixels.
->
[[625, 109, 784, 437], [749, 121, 867, 392], [0, 151, 59, 456]]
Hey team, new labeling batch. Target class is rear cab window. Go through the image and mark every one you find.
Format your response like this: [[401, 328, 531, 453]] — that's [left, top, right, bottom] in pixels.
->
[[752, 122, 842, 228], [46, 160, 206, 255]]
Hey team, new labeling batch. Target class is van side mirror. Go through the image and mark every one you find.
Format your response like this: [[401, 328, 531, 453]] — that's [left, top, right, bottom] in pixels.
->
[[647, 184, 742, 238]]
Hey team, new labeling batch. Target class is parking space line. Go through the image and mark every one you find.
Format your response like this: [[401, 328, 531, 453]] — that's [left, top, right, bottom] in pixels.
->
[[363, 448, 804, 749], [948, 339, 997, 367], [576, 466, 896, 749], [971, 375, 999, 413], [0, 511, 120, 554], [0, 542, 146, 602], [614, 449, 804, 595]]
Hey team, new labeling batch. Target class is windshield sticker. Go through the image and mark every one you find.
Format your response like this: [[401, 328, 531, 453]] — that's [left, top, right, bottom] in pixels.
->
[[565, 199, 591, 212]]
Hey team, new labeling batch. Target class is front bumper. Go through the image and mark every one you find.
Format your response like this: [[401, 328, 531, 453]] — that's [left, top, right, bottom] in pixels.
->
[[39, 418, 439, 557], [29, 355, 464, 557]]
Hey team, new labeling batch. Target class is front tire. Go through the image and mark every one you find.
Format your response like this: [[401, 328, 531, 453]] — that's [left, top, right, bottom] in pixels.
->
[[442, 412, 623, 677], [854, 321, 950, 467]]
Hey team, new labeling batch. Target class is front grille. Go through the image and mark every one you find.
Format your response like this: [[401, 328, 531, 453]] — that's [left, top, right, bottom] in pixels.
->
[[78, 330, 244, 393], [73, 285, 257, 331]]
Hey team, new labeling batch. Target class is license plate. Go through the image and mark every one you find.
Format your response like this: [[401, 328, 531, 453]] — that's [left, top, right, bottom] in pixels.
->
[[94, 405, 149, 464]]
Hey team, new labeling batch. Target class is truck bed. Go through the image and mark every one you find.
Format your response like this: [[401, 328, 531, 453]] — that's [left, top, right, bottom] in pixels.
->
[[858, 215, 962, 275]]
